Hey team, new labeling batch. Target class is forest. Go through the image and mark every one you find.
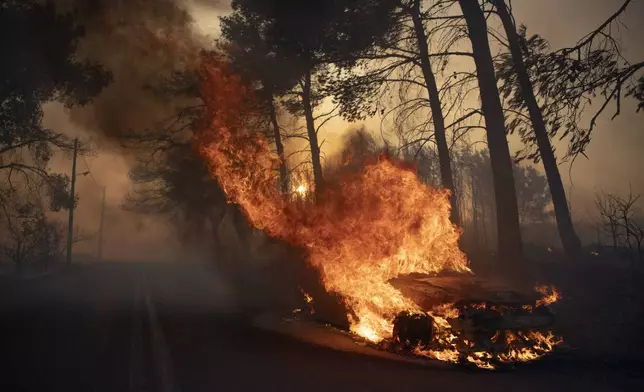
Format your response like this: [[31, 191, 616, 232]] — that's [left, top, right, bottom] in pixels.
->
[[3, 0, 642, 269]]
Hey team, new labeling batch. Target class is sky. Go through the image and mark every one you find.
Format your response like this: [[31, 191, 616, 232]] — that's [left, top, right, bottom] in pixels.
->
[[43, 0, 643, 258], [509, 0, 644, 219]]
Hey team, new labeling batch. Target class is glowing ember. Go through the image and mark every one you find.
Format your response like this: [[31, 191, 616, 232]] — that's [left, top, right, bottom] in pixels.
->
[[300, 288, 313, 304], [197, 58, 561, 369], [299, 287, 315, 314], [535, 285, 561, 308]]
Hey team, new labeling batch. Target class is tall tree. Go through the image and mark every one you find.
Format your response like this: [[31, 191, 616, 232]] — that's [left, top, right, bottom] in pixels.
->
[[219, 7, 294, 193], [458, 0, 522, 264], [492, 0, 581, 260], [497, 0, 642, 161], [230, 0, 397, 194], [331, 0, 474, 225], [407, 0, 461, 225], [513, 165, 552, 226], [123, 71, 251, 256], [228, 0, 327, 192]]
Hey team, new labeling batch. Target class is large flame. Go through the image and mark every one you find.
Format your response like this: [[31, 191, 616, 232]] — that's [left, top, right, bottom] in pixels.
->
[[198, 58, 560, 368], [198, 57, 469, 341]]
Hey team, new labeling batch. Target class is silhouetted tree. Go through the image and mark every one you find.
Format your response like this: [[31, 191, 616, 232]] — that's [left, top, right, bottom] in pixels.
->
[[513, 165, 551, 225], [229, 0, 397, 194], [330, 0, 474, 226], [492, 0, 582, 261], [0, 177, 68, 269], [458, 0, 522, 265], [1, 0, 111, 201], [596, 190, 644, 267], [219, 7, 299, 193], [497, 0, 642, 161], [122, 71, 235, 254]]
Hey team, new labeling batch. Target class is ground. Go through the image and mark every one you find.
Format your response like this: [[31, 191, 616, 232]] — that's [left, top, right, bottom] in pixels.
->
[[0, 261, 642, 391]]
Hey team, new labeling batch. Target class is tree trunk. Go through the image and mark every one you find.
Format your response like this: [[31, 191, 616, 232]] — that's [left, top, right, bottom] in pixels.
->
[[302, 71, 324, 193], [410, 0, 460, 226], [493, 0, 582, 261], [458, 0, 522, 265], [268, 97, 289, 193], [471, 173, 479, 245]]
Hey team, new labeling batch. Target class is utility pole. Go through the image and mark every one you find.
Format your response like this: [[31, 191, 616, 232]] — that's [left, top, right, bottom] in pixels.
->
[[97, 186, 106, 261], [66, 138, 79, 265]]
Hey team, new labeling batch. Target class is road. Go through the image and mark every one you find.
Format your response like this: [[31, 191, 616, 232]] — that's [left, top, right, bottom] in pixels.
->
[[0, 262, 642, 392]]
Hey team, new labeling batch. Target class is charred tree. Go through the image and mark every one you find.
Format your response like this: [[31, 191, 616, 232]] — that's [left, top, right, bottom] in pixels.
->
[[458, 0, 522, 264]]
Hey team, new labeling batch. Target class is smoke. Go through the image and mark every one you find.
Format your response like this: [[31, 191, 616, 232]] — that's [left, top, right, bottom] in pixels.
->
[[54, 0, 209, 140], [40, 0, 227, 261]]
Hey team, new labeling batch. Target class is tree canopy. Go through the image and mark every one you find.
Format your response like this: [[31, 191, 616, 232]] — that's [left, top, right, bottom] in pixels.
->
[[1, 0, 111, 201]]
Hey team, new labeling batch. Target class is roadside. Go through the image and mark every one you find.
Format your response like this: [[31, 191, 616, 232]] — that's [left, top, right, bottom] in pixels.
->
[[1, 261, 642, 391]]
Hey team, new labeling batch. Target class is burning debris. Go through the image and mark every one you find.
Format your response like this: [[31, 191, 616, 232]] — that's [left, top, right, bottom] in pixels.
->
[[393, 312, 434, 348], [299, 287, 315, 315], [198, 58, 562, 369]]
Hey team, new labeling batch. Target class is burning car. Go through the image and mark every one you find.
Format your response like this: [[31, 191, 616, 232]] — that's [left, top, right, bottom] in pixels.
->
[[388, 274, 562, 368]]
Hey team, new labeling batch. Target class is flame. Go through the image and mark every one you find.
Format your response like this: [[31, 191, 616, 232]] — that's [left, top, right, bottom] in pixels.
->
[[199, 57, 468, 341], [535, 285, 561, 308], [197, 57, 560, 369], [300, 288, 314, 304], [497, 331, 563, 364], [466, 352, 496, 370], [415, 304, 563, 370], [295, 184, 308, 196], [299, 287, 315, 314]]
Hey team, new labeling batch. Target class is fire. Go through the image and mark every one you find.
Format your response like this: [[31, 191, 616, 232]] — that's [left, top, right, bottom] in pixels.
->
[[295, 184, 308, 197], [300, 287, 314, 304], [497, 331, 563, 364], [199, 57, 468, 341], [299, 287, 315, 314], [535, 285, 561, 308], [197, 57, 561, 369]]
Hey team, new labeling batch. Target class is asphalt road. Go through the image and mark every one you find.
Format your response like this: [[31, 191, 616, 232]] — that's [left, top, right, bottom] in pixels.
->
[[0, 262, 642, 392]]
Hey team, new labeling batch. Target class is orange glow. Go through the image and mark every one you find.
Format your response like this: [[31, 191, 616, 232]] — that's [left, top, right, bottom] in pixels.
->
[[199, 57, 469, 342], [535, 285, 561, 308], [197, 57, 561, 369], [296, 184, 307, 195]]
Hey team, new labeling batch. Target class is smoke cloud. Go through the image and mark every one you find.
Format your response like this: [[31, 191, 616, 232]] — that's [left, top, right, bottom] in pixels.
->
[[42, 0, 225, 261]]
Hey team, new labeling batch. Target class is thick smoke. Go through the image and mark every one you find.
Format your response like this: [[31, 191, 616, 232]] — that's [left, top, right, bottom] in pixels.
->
[[57, 0, 214, 140], [42, 0, 225, 261]]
